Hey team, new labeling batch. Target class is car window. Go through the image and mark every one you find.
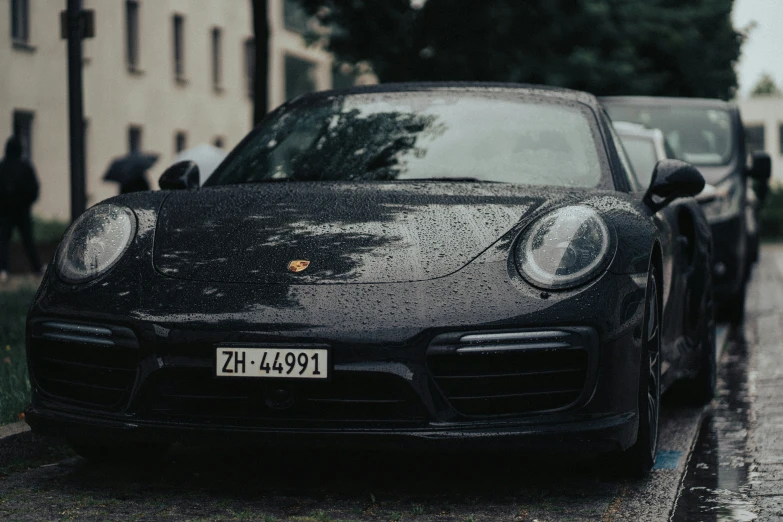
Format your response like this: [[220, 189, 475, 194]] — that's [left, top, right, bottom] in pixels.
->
[[618, 136, 659, 188], [603, 115, 641, 192], [206, 92, 606, 189], [604, 103, 734, 166]]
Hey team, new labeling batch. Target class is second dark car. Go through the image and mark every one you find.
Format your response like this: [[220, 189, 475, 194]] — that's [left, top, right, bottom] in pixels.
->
[[602, 96, 771, 322], [26, 83, 713, 475]]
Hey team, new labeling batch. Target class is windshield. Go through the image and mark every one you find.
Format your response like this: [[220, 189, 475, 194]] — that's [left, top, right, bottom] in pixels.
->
[[618, 135, 659, 187], [604, 104, 734, 166], [206, 92, 605, 188]]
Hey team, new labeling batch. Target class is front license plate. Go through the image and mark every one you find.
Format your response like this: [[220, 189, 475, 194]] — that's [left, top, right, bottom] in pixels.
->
[[216, 347, 329, 379]]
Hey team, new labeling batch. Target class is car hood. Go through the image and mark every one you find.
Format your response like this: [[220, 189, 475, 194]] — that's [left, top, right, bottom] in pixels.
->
[[153, 182, 547, 284]]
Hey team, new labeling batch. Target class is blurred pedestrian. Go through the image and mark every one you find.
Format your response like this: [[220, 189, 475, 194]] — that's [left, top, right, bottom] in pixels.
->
[[104, 152, 156, 194], [0, 136, 43, 282]]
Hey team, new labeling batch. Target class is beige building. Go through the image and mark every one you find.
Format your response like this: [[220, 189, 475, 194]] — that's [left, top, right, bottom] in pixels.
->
[[739, 96, 783, 184], [1, 0, 340, 220]]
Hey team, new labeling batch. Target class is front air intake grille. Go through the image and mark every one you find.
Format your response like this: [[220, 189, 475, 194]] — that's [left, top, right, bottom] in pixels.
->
[[427, 328, 596, 417], [140, 369, 427, 427], [28, 320, 139, 409]]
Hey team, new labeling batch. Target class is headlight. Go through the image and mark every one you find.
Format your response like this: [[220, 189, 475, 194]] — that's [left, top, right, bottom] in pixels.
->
[[56, 204, 136, 284], [515, 206, 613, 290], [700, 176, 743, 222]]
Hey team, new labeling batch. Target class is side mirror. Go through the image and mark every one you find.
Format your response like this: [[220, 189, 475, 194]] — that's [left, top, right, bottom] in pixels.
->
[[747, 151, 771, 182], [748, 151, 771, 206], [159, 161, 200, 190], [644, 159, 705, 211]]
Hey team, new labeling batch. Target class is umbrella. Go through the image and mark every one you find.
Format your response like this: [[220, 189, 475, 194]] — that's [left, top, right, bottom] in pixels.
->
[[103, 153, 159, 185], [172, 144, 228, 185]]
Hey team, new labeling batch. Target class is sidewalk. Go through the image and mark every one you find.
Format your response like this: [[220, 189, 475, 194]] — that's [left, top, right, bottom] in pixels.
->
[[0, 274, 43, 293], [744, 244, 783, 518], [0, 421, 29, 440]]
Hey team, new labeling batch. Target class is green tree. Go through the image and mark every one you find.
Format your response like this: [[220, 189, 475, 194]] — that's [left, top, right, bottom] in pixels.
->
[[299, 0, 743, 99], [750, 73, 782, 97]]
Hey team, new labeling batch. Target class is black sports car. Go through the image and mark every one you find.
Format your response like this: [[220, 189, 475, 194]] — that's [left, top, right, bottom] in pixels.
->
[[26, 83, 714, 474]]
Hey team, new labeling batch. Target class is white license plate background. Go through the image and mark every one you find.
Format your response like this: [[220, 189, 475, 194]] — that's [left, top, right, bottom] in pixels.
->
[[216, 347, 328, 379]]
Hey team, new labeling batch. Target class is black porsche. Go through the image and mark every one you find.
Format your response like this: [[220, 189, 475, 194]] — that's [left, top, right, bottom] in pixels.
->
[[25, 84, 714, 474]]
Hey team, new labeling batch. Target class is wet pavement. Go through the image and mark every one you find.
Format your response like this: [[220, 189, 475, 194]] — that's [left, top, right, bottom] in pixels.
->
[[672, 243, 783, 521], [1, 245, 782, 521]]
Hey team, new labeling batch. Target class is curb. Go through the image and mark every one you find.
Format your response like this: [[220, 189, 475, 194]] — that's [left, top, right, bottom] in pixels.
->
[[0, 421, 30, 441]]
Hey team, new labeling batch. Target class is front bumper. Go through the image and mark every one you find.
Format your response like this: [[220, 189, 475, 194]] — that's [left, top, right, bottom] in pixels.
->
[[26, 256, 647, 454], [25, 315, 642, 454]]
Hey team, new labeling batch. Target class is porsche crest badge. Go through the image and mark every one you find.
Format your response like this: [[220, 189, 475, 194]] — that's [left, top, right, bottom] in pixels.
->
[[288, 260, 310, 273]]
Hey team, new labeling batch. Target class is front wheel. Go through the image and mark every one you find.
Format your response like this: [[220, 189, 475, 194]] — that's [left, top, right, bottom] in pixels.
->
[[679, 292, 717, 404], [716, 283, 746, 326], [621, 268, 661, 476]]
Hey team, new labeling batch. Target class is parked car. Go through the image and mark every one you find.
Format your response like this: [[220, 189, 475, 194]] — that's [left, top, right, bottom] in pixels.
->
[[26, 83, 714, 475], [601, 97, 771, 323], [611, 120, 716, 391]]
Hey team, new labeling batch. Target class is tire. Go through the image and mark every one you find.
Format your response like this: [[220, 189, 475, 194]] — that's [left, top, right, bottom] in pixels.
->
[[672, 289, 717, 405], [69, 440, 169, 465], [716, 283, 746, 326], [621, 268, 661, 477]]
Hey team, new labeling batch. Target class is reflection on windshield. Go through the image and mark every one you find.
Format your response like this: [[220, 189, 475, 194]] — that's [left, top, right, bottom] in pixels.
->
[[604, 105, 733, 166], [206, 93, 604, 188]]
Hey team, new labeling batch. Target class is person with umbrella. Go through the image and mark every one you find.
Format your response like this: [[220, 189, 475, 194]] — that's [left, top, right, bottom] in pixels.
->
[[104, 152, 158, 193]]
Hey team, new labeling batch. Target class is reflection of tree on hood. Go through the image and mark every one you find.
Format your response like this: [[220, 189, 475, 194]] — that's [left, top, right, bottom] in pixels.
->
[[0, 136, 39, 213]]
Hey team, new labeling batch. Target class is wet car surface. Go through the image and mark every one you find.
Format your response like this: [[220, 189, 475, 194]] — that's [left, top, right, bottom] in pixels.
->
[[23, 84, 715, 476], [2, 233, 783, 521]]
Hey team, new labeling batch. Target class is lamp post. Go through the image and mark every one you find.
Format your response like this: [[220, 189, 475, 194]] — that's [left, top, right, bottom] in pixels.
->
[[65, 0, 87, 223]]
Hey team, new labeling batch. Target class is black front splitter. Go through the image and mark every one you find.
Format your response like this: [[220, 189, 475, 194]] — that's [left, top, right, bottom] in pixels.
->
[[24, 406, 637, 454]]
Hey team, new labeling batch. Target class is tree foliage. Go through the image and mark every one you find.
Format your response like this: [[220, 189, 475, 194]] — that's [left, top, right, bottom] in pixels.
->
[[299, 0, 743, 99], [750, 73, 782, 97]]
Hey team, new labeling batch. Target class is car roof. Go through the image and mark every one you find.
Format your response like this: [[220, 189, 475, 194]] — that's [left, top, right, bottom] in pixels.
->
[[600, 95, 737, 110], [300, 82, 605, 111]]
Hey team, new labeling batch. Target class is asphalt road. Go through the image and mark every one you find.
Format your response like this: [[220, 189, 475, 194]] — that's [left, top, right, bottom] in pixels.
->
[[1, 245, 782, 521]]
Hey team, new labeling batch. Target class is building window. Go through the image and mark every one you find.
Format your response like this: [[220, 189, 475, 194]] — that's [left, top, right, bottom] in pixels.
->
[[244, 38, 255, 97], [126, 0, 140, 69], [213, 136, 224, 149], [211, 27, 222, 89], [10, 0, 30, 44], [284, 0, 309, 33], [285, 55, 318, 101], [172, 14, 185, 80], [83, 118, 89, 182], [128, 125, 142, 154], [779, 124, 783, 155], [745, 125, 765, 154], [174, 131, 187, 153], [12, 110, 34, 160]]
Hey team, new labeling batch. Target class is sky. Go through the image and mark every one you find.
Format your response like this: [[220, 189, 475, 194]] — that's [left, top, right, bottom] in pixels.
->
[[732, 0, 783, 98]]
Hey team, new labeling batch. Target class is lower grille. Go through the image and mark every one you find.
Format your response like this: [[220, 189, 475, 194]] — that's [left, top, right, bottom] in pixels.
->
[[427, 328, 594, 417], [28, 320, 139, 409], [140, 369, 426, 427]]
